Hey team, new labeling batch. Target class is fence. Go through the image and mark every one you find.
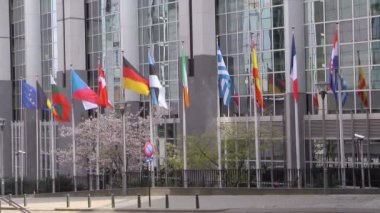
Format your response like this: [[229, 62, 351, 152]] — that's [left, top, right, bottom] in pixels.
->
[[1, 167, 380, 194]]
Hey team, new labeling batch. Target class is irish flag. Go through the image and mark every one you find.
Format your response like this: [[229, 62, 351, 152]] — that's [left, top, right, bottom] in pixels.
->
[[51, 76, 71, 122], [181, 45, 190, 108], [290, 33, 299, 102], [251, 40, 264, 109]]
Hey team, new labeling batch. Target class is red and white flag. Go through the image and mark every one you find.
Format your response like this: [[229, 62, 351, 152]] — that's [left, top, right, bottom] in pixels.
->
[[98, 63, 113, 109]]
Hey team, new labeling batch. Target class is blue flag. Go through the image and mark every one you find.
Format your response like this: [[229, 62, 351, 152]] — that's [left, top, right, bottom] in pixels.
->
[[217, 45, 232, 106], [22, 81, 37, 109]]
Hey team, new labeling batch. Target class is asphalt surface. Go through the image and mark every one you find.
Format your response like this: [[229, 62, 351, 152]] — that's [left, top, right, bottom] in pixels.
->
[[1, 194, 380, 212]]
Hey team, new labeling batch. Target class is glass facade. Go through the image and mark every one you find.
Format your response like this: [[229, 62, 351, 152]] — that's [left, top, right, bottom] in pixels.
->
[[10, 0, 25, 121], [305, 0, 380, 114], [85, 0, 121, 104], [216, 0, 285, 117], [138, 0, 180, 119], [216, 0, 286, 169], [138, 0, 180, 169]]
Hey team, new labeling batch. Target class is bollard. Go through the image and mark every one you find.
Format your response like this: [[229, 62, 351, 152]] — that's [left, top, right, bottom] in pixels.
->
[[111, 194, 115, 208], [165, 194, 169, 209], [88, 194, 91, 208], [8, 194, 11, 206], [195, 194, 199, 209], [137, 194, 141, 208], [66, 194, 70, 208], [23, 194, 27, 207]]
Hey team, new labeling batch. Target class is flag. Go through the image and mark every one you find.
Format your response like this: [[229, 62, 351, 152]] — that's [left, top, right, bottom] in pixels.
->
[[51, 76, 71, 122], [357, 52, 369, 108], [71, 69, 99, 110], [251, 40, 264, 109], [290, 33, 299, 102], [329, 30, 339, 99], [98, 63, 113, 109], [36, 81, 55, 112], [22, 80, 37, 109], [217, 45, 232, 106], [181, 45, 190, 108], [123, 57, 150, 96], [148, 50, 168, 109], [341, 77, 348, 106], [313, 93, 319, 109]]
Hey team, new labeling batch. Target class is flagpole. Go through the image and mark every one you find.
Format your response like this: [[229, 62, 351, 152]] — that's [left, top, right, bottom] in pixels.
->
[[335, 22, 346, 187], [149, 99, 155, 188], [96, 57, 101, 191], [35, 101, 39, 193], [70, 65, 77, 192], [120, 51, 128, 195], [181, 41, 188, 188], [291, 29, 301, 189], [50, 104, 55, 193], [216, 36, 222, 188], [250, 33, 261, 188]]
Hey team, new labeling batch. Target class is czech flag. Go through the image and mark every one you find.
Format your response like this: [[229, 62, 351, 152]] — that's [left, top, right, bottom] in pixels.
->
[[71, 69, 99, 110]]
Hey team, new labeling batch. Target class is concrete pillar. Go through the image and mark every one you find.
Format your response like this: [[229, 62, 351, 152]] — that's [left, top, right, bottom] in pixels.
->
[[284, 0, 306, 172], [0, 0, 12, 178], [120, 0, 139, 102]]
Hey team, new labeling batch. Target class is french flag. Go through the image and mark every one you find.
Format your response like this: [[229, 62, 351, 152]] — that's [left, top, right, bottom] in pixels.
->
[[71, 69, 99, 110], [329, 30, 339, 99], [290, 33, 298, 102]]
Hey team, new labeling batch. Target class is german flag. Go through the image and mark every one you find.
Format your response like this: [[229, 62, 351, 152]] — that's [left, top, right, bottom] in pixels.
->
[[123, 57, 150, 96]]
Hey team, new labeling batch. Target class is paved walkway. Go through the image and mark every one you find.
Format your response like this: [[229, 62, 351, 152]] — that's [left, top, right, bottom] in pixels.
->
[[1, 194, 380, 212]]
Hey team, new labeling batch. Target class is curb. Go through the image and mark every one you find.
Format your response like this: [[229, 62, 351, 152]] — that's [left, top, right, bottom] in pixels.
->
[[53, 208, 228, 212]]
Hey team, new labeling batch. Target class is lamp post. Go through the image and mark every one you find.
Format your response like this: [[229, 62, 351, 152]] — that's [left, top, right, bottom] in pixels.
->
[[115, 102, 129, 195], [316, 82, 329, 191], [0, 118, 5, 195]]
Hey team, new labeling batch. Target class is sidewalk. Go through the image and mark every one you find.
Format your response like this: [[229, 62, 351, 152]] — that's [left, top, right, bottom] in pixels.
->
[[4, 194, 380, 212]]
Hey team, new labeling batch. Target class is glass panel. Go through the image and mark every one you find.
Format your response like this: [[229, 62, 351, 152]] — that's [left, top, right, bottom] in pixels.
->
[[371, 17, 380, 40], [273, 28, 284, 49], [273, 51, 284, 71], [340, 21, 353, 43], [325, 0, 337, 21], [354, 0, 367, 18], [371, 66, 380, 89], [372, 42, 380, 64], [340, 44, 353, 67], [339, 0, 352, 20], [355, 19, 368, 42], [272, 6, 283, 27], [370, 0, 380, 16]]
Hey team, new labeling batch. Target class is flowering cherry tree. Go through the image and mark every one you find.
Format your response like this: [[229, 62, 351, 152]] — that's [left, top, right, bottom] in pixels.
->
[[56, 110, 151, 177]]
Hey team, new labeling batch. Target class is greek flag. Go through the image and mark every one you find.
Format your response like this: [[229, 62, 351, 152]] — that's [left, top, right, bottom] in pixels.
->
[[217, 45, 232, 106]]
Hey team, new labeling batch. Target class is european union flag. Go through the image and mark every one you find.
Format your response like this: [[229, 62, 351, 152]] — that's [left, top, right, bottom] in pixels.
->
[[22, 80, 37, 109]]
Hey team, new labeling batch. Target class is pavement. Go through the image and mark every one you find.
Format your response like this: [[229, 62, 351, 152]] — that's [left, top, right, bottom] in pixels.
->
[[1, 194, 380, 212]]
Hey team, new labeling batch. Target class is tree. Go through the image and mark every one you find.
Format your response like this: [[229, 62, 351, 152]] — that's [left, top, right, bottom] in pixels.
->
[[56, 110, 150, 179]]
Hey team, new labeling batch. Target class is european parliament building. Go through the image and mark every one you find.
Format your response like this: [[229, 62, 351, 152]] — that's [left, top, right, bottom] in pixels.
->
[[0, 0, 380, 193]]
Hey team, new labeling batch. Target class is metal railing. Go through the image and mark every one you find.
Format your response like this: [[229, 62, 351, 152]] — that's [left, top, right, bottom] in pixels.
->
[[1, 167, 380, 194]]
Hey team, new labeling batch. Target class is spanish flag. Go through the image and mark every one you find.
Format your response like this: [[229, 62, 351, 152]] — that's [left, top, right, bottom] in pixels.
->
[[123, 57, 150, 96], [252, 41, 264, 109], [357, 51, 368, 108]]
